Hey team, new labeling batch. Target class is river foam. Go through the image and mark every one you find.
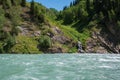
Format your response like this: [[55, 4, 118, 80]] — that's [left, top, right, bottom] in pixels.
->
[[0, 54, 120, 80]]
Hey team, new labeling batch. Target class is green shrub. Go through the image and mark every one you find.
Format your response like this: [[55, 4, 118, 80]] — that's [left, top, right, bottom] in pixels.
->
[[38, 36, 52, 50], [21, 0, 26, 7], [0, 42, 4, 53], [0, 7, 7, 40], [30, 0, 35, 15], [2, 0, 11, 9], [3, 35, 16, 52], [8, 6, 21, 26], [0, 31, 9, 40], [11, 0, 16, 5], [10, 26, 19, 36], [0, 7, 6, 29], [37, 13, 45, 23], [34, 6, 45, 24], [63, 9, 74, 24], [31, 3, 45, 24]]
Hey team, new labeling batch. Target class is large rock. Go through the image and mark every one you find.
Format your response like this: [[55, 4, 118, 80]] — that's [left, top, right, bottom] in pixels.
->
[[86, 31, 120, 53], [48, 47, 63, 53], [52, 36, 71, 44], [85, 38, 108, 53]]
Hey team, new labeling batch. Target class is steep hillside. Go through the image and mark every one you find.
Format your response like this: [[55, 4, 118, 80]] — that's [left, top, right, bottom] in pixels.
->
[[56, 0, 120, 53], [0, 0, 120, 53], [0, 0, 82, 53]]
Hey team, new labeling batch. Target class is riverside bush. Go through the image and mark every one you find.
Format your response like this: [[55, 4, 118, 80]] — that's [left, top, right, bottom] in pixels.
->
[[0, 7, 6, 28], [0, 42, 4, 53], [3, 35, 16, 52], [38, 36, 52, 50], [8, 6, 21, 26]]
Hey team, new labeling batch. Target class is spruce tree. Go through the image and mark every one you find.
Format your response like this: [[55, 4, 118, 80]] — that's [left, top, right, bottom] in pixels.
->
[[0, 0, 2, 4], [21, 0, 26, 7], [2, 0, 7, 9], [70, 2, 73, 7], [30, 0, 35, 15], [86, 0, 91, 14], [63, 6, 67, 10], [11, 0, 15, 5]]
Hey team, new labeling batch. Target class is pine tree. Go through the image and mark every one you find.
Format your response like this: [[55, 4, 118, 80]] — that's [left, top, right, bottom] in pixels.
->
[[70, 2, 73, 7], [2, 0, 12, 9], [0, 0, 2, 4], [2, 0, 7, 9], [21, 0, 26, 7], [11, 0, 15, 5], [74, 0, 80, 5], [86, 0, 91, 14], [63, 6, 67, 10], [30, 0, 35, 15]]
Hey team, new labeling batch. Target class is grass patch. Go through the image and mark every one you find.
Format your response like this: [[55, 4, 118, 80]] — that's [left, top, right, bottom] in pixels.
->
[[11, 35, 41, 53], [59, 25, 90, 46], [48, 18, 91, 47]]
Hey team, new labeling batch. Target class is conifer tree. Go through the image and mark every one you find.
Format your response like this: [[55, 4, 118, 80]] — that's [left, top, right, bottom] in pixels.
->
[[2, 0, 7, 9], [86, 0, 91, 14], [70, 2, 73, 7], [21, 0, 26, 7], [11, 0, 15, 5], [0, 0, 2, 4], [30, 0, 35, 15], [63, 6, 67, 10]]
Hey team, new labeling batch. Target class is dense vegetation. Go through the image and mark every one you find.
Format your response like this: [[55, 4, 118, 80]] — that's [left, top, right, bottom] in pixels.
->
[[58, 0, 120, 28], [57, 0, 120, 53], [0, 0, 54, 53], [0, 0, 120, 53]]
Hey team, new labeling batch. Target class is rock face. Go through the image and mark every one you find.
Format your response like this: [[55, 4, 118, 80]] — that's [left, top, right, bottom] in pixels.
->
[[106, 22, 120, 41], [52, 27, 62, 34], [52, 36, 70, 44], [97, 33, 120, 53], [18, 23, 41, 37], [48, 47, 63, 53], [77, 41, 85, 53], [51, 27, 71, 44], [86, 38, 108, 53], [86, 30, 120, 53]]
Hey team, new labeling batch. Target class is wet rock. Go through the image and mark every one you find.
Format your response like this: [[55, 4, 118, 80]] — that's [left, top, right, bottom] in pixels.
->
[[34, 31, 41, 36], [52, 27, 62, 34], [86, 38, 108, 53], [86, 31, 120, 53], [52, 36, 71, 44], [47, 32, 54, 38], [48, 47, 63, 53], [18, 25, 41, 37]]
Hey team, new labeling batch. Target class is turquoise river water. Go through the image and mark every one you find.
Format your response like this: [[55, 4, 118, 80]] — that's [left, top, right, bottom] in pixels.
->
[[0, 54, 120, 80]]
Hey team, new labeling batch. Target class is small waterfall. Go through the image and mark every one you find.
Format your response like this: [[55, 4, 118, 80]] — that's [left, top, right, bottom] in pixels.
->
[[78, 41, 84, 53]]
